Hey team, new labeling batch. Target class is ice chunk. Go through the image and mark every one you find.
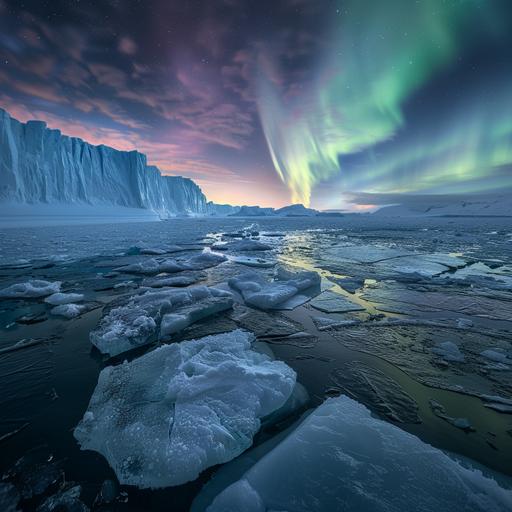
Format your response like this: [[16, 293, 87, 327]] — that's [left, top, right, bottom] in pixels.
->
[[75, 330, 296, 488], [117, 258, 183, 275], [228, 268, 320, 310], [230, 256, 276, 268], [207, 396, 512, 512], [51, 303, 87, 318], [432, 341, 465, 362], [480, 349, 509, 364], [37, 485, 89, 512], [228, 240, 271, 252], [142, 273, 203, 288], [44, 292, 84, 305], [90, 286, 233, 356], [160, 287, 234, 337], [0, 280, 61, 299], [309, 290, 364, 313], [185, 251, 227, 270]]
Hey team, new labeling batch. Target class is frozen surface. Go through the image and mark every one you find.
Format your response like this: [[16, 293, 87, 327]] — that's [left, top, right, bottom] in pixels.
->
[[75, 330, 296, 488], [309, 290, 364, 313], [0, 280, 61, 299], [228, 268, 320, 310], [50, 303, 88, 318], [328, 322, 512, 398], [90, 286, 234, 356], [207, 396, 512, 512]]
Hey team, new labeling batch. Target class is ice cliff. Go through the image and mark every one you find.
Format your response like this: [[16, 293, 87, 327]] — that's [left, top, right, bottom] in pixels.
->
[[0, 108, 209, 217]]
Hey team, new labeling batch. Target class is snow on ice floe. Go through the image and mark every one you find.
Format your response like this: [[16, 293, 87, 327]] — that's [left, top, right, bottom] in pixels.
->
[[90, 286, 234, 356], [74, 330, 296, 488], [44, 292, 84, 305], [0, 280, 61, 299], [51, 303, 88, 318], [228, 268, 320, 310], [205, 396, 512, 512]]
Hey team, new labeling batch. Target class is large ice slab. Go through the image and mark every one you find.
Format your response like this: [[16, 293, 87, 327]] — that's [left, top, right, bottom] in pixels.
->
[[228, 268, 320, 310], [75, 330, 296, 488], [90, 286, 234, 357], [207, 396, 512, 512]]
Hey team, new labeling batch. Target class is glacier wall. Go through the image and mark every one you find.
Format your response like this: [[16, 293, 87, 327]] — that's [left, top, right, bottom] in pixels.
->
[[0, 108, 209, 217]]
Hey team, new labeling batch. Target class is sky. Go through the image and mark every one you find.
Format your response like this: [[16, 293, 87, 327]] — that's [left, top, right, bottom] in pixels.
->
[[0, 0, 511, 210]]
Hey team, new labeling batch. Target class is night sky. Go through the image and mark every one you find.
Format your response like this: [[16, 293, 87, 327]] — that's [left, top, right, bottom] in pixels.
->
[[1, 0, 511, 209]]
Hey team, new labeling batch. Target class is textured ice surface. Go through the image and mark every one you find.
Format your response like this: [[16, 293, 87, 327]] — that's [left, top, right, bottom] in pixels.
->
[[328, 322, 512, 399], [432, 341, 466, 362], [117, 258, 180, 275], [0, 280, 61, 299], [90, 286, 233, 356], [309, 290, 364, 313], [230, 256, 276, 268], [207, 396, 512, 512], [44, 292, 84, 305], [227, 240, 271, 252], [330, 362, 420, 423], [51, 303, 88, 318], [75, 330, 296, 488], [142, 273, 204, 288], [362, 281, 512, 321], [185, 252, 227, 270], [228, 268, 320, 310]]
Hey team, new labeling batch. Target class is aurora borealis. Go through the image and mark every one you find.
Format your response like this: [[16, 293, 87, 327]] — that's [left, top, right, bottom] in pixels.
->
[[0, 0, 511, 209], [258, 0, 512, 207]]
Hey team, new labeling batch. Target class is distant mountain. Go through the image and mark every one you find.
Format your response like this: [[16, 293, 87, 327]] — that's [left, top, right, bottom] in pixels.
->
[[229, 205, 275, 216], [230, 203, 322, 217], [274, 204, 318, 216]]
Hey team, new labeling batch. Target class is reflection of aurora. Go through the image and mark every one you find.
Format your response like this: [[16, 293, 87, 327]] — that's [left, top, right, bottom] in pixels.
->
[[257, 0, 512, 206]]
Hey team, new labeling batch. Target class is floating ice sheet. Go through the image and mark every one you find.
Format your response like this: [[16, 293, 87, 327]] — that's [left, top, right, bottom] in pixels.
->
[[90, 286, 233, 356], [228, 268, 320, 310], [75, 330, 296, 488], [0, 280, 61, 299], [206, 396, 512, 512], [309, 290, 364, 313]]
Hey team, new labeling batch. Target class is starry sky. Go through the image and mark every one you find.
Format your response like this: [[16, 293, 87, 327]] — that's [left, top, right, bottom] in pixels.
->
[[0, 0, 511, 209]]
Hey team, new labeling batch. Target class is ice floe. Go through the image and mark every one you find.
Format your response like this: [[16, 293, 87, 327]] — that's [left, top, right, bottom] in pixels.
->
[[206, 396, 512, 512], [50, 303, 87, 318], [0, 280, 61, 299], [75, 330, 296, 488], [44, 292, 84, 305], [228, 268, 320, 310], [90, 286, 233, 356], [432, 341, 466, 362], [309, 290, 364, 313]]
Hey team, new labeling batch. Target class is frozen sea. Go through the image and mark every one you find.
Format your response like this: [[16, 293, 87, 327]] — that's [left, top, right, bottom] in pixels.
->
[[0, 215, 511, 510]]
